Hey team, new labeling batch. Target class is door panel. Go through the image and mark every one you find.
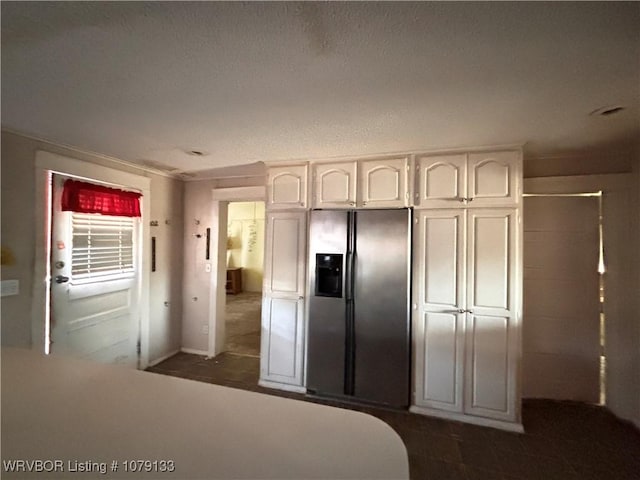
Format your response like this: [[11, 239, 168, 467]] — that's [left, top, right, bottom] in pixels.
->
[[465, 208, 518, 421], [260, 210, 307, 387], [264, 212, 306, 296], [466, 314, 510, 414], [467, 151, 520, 206], [468, 209, 516, 315], [50, 174, 140, 367], [523, 196, 600, 403], [360, 158, 408, 208], [414, 210, 465, 411], [417, 154, 467, 207], [471, 215, 510, 310], [313, 162, 357, 208], [262, 297, 304, 383], [421, 312, 462, 409], [353, 209, 410, 407], [267, 165, 307, 209]]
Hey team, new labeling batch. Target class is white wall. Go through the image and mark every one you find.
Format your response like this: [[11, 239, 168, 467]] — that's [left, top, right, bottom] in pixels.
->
[[147, 175, 184, 363], [0, 131, 184, 365], [524, 150, 640, 428], [181, 178, 265, 354], [181, 181, 216, 353], [227, 201, 265, 292]]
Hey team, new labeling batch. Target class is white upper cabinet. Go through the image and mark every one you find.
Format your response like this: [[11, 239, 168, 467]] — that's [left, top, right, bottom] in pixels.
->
[[467, 151, 520, 206], [312, 162, 357, 208], [417, 151, 521, 208], [267, 164, 308, 209], [360, 157, 409, 208], [417, 154, 467, 207]]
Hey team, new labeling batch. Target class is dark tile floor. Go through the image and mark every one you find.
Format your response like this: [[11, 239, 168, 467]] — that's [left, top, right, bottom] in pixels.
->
[[223, 292, 261, 357], [147, 352, 640, 480]]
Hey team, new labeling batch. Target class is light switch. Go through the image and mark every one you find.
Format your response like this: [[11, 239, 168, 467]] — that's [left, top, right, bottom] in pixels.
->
[[1, 280, 19, 297]]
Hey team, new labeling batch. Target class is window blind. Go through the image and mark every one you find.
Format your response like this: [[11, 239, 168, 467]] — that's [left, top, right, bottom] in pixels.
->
[[71, 213, 135, 282]]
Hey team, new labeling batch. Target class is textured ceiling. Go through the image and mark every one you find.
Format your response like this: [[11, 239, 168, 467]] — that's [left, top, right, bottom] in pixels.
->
[[2, 2, 639, 173]]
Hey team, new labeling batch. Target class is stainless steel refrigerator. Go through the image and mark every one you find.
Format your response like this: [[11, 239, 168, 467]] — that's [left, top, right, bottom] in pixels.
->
[[306, 208, 411, 408]]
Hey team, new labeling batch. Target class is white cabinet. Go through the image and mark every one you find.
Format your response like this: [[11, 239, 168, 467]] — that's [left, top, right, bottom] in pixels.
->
[[260, 211, 307, 389], [312, 157, 409, 209], [417, 151, 520, 207], [416, 154, 467, 208], [359, 157, 409, 208], [413, 208, 520, 425], [312, 161, 357, 208], [267, 164, 308, 209], [413, 210, 466, 413]]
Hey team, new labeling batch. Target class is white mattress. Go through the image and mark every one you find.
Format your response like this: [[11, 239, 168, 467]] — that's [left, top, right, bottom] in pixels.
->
[[1, 348, 409, 479]]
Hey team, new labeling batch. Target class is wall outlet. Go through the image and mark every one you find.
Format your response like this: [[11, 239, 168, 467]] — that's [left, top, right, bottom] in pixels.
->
[[205, 263, 211, 273], [202, 324, 209, 335]]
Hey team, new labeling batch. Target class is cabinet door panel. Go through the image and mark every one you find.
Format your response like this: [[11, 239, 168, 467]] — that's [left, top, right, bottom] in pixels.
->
[[413, 210, 465, 412], [261, 297, 304, 384], [465, 314, 512, 417], [261, 211, 307, 388], [360, 158, 407, 208], [420, 312, 463, 409], [264, 212, 306, 296], [417, 154, 466, 207], [465, 208, 518, 421], [267, 165, 307, 209], [468, 151, 520, 206], [468, 209, 516, 315], [313, 162, 356, 208]]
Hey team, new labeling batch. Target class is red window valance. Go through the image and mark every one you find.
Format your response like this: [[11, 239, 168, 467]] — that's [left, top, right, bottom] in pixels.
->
[[61, 179, 142, 217]]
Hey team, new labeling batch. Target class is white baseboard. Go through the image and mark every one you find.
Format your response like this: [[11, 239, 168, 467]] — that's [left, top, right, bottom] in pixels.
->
[[258, 379, 306, 394], [147, 349, 180, 367], [180, 348, 209, 356], [410, 405, 524, 433]]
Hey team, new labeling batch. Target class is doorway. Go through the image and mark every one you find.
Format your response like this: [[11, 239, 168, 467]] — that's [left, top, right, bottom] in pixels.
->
[[223, 201, 265, 357], [33, 150, 151, 369], [523, 193, 605, 404]]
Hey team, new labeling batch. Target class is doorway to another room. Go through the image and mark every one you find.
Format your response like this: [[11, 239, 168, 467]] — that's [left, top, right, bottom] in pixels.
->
[[523, 193, 606, 405], [223, 201, 265, 358]]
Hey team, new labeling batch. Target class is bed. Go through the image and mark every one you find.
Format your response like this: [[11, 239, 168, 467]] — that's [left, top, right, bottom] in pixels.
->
[[1, 348, 408, 479]]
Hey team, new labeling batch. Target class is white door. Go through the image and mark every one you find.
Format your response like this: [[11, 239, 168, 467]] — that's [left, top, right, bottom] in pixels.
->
[[464, 208, 519, 421], [523, 196, 600, 402], [414, 210, 465, 412], [260, 210, 307, 386], [50, 174, 141, 366]]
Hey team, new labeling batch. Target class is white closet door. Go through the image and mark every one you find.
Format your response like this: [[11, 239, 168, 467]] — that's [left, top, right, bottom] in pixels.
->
[[465, 208, 519, 421], [414, 210, 466, 412], [523, 196, 600, 403]]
